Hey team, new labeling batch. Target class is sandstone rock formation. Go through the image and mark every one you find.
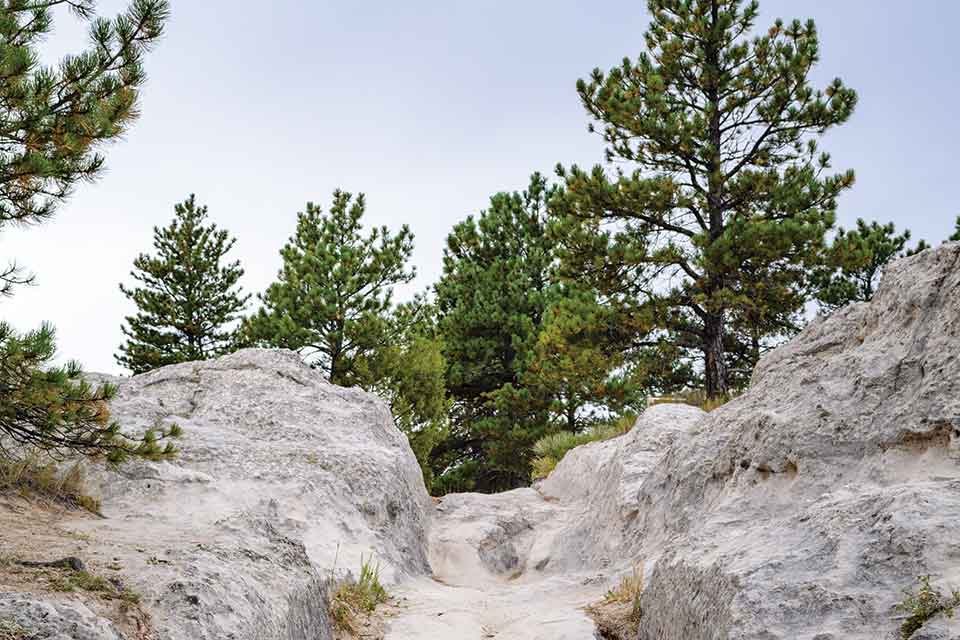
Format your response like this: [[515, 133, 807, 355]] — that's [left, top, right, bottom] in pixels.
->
[[0, 349, 431, 640], [630, 241, 960, 639], [384, 242, 960, 640], [383, 403, 706, 640], [3, 243, 958, 640]]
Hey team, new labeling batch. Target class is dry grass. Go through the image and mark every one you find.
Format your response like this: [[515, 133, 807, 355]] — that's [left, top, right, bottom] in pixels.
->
[[329, 555, 389, 637], [648, 389, 733, 412], [587, 566, 644, 640], [0, 455, 101, 514], [0, 619, 27, 640]]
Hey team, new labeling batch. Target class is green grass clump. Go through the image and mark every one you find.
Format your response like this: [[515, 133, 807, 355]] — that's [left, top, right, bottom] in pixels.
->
[[0, 619, 27, 640], [0, 455, 101, 514], [48, 570, 113, 593], [530, 413, 638, 481], [895, 575, 960, 639], [329, 555, 389, 634], [45, 568, 142, 608]]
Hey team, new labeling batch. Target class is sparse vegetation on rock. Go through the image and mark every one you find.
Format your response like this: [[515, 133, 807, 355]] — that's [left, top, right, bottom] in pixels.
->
[[895, 575, 960, 640], [329, 555, 389, 637], [0, 456, 101, 513], [587, 567, 644, 640], [0, 619, 27, 640]]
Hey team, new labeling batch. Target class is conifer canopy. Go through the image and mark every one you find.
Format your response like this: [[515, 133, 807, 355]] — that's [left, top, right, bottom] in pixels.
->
[[551, 0, 857, 397], [117, 195, 250, 374]]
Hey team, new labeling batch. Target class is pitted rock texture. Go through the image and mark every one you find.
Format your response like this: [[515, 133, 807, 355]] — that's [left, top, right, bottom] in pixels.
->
[[2, 349, 431, 640]]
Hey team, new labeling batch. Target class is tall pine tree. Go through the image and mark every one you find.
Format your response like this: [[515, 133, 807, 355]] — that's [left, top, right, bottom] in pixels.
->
[[551, 0, 857, 398], [0, 0, 178, 461], [117, 195, 250, 373], [434, 174, 638, 492], [244, 190, 415, 387], [360, 300, 450, 489], [950, 216, 960, 242]]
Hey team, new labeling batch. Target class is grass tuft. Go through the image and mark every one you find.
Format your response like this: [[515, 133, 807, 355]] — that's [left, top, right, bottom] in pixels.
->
[[895, 575, 960, 639], [530, 413, 637, 480], [0, 454, 101, 514], [647, 389, 732, 412], [48, 569, 114, 593], [329, 554, 389, 635], [587, 565, 644, 640]]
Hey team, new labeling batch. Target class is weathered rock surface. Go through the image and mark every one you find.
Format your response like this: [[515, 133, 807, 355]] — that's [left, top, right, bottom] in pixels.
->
[[631, 242, 960, 639], [0, 349, 431, 640], [0, 595, 125, 640], [385, 404, 705, 640], [386, 243, 960, 640]]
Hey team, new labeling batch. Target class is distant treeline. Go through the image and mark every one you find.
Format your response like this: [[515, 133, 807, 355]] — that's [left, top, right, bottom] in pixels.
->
[[1, 1, 958, 492]]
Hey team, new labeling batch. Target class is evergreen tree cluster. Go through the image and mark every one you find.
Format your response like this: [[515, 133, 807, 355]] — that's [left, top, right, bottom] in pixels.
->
[[2, 0, 954, 493]]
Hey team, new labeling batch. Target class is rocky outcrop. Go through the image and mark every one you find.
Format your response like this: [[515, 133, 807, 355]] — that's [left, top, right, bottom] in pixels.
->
[[4, 244, 958, 640], [0, 349, 431, 640], [388, 243, 960, 640], [384, 404, 706, 640], [631, 242, 960, 639]]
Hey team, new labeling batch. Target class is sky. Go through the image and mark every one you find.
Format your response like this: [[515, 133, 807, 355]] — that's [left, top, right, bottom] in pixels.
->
[[2, 1, 957, 374]]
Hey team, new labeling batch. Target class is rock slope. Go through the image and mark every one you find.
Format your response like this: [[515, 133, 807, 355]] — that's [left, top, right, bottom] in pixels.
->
[[1, 349, 431, 640], [631, 242, 960, 639], [386, 242, 960, 640]]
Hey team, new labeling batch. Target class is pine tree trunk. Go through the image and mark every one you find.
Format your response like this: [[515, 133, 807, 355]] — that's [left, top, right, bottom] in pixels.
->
[[702, 0, 728, 400], [703, 312, 729, 399]]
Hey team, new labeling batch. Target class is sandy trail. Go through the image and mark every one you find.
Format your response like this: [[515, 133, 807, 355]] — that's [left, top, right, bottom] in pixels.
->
[[385, 489, 606, 640]]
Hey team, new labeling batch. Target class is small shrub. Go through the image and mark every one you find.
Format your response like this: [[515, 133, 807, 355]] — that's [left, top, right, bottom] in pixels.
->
[[0, 619, 27, 640], [117, 589, 142, 607], [895, 575, 960, 639], [0, 455, 101, 514], [530, 412, 638, 481], [329, 555, 389, 635], [603, 568, 644, 624]]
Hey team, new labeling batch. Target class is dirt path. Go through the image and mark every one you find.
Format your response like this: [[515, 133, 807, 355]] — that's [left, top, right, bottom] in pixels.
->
[[384, 489, 607, 640]]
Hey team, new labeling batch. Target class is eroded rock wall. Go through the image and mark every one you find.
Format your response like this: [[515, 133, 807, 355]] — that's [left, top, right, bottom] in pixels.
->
[[633, 242, 960, 639], [1, 349, 432, 640]]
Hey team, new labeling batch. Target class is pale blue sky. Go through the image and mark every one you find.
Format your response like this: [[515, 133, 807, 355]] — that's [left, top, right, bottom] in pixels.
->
[[2, 1, 957, 373]]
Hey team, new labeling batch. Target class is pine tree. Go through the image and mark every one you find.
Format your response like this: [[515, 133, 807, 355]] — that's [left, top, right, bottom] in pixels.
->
[[0, 0, 169, 295], [551, 0, 857, 398], [0, 1, 174, 461], [434, 174, 636, 492], [117, 195, 250, 373], [244, 190, 415, 387], [0, 322, 181, 463], [361, 301, 450, 489], [525, 289, 643, 432], [811, 219, 926, 313], [950, 216, 960, 242]]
